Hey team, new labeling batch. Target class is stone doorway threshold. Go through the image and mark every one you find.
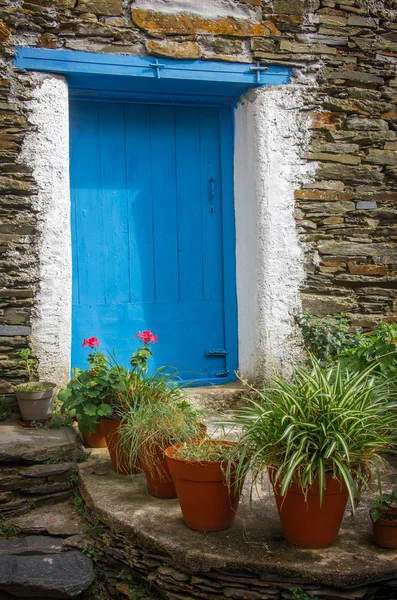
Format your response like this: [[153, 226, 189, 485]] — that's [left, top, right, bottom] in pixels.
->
[[78, 450, 397, 600]]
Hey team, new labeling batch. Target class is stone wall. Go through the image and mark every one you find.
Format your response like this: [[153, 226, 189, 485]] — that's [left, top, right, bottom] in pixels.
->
[[82, 507, 397, 600], [0, 0, 396, 383]]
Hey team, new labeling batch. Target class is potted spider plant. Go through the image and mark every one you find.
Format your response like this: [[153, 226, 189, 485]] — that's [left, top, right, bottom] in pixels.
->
[[165, 439, 243, 531], [59, 337, 114, 448], [14, 349, 56, 425], [371, 486, 397, 549], [231, 356, 397, 548], [118, 377, 203, 499]]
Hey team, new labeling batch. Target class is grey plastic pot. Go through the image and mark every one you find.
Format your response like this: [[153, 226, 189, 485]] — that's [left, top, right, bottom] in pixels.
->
[[14, 382, 56, 422]]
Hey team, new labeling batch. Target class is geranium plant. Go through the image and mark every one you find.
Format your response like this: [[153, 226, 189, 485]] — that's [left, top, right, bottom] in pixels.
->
[[59, 337, 116, 434]]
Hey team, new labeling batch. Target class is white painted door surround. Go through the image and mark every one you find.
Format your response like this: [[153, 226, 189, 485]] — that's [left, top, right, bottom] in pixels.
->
[[20, 72, 313, 386]]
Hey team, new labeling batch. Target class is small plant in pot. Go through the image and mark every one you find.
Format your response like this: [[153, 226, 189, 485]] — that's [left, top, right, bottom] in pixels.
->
[[231, 356, 397, 548], [371, 488, 397, 549], [59, 337, 114, 448], [118, 372, 203, 499], [165, 439, 243, 532], [14, 349, 56, 425]]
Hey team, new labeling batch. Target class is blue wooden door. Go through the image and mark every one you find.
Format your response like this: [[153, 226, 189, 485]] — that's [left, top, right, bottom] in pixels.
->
[[70, 100, 237, 383]]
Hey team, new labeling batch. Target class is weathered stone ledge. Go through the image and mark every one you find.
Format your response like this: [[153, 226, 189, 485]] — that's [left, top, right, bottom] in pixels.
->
[[78, 451, 397, 600]]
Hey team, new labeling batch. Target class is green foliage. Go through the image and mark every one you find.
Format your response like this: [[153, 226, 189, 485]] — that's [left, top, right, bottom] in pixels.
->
[[371, 489, 397, 522], [0, 396, 13, 421], [174, 439, 236, 463], [117, 569, 159, 600], [46, 457, 60, 464], [67, 474, 79, 488], [72, 491, 85, 517], [290, 588, 318, 600], [15, 348, 38, 381], [58, 349, 117, 434], [84, 521, 105, 537], [14, 384, 53, 392], [0, 518, 18, 538], [340, 322, 397, 376], [297, 310, 362, 363], [83, 543, 104, 562], [231, 356, 397, 510]]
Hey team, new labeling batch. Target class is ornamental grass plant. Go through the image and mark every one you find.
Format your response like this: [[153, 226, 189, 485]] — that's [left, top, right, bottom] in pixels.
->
[[116, 367, 203, 479], [231, 356, 397, 509]]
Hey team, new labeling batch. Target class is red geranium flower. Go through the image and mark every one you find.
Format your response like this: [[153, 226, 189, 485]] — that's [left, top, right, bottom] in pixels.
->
[[90, 369, 97, 375], [135, 330, 158, 344], [82, 337, 100, 348]]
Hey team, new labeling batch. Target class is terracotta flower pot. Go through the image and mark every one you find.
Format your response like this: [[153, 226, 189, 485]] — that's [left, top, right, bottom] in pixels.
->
[[15, 382, 56, 423], [271, 471, 348, 548], [82, 420, 107, 448], [102, 418, 140, 475], [372, 507, 397, 549], [165, 442, 242, 532], [142, 424, 207, 499], [144, 447, 177, 499]]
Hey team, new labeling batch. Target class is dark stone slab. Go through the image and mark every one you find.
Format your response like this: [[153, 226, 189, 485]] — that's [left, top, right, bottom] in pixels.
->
[[0, 551, 94, 598], [19, 463, 76, 479], [0, 536, 66, 556], [0, 326, 30, 336], [0, 424, 83, 464], [8, 500, 85, 537]]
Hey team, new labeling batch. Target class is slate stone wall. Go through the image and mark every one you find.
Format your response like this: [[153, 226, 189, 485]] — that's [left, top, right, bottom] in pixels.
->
[[0, 0, 396, 384]]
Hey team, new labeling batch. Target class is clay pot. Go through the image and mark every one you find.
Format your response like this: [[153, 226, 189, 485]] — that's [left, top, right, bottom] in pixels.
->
[[372, 507, 397, 549], [102, 418, 140, 475], [144, 447, 177, 499], [271, 471, 348, 548], [142, 424, 207, 499], [82, 420, 107, 448], [165, 442, 242, 532], [15, 382, 56, 423]]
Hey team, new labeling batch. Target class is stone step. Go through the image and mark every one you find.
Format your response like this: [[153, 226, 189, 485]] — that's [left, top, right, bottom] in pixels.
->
[[0, 462, 78, 516], [185, 383, 248, 411], [0, 424, 84, 464], [0, 545, 94, 598], [8, 499, 85, 537]]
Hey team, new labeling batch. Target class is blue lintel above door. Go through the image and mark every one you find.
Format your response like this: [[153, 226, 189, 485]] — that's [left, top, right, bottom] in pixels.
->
[[14, 47, 290, 105]]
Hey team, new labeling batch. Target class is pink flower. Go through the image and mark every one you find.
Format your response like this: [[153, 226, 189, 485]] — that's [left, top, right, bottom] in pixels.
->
[[82, 337, 100, 348], [46, 517, 52, 522], [135, 330, 158, 344]]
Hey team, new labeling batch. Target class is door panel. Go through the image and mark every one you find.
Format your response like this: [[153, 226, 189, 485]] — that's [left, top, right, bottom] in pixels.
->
[[70, 100, 236, 382]]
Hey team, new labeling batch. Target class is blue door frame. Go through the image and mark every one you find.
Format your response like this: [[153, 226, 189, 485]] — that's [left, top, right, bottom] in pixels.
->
[[14, 48, 290, 385]]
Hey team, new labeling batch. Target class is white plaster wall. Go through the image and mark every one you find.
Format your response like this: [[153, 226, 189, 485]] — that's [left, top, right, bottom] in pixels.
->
[[19, 74, 71, 387], [234, 85, 316, 381], [131, 0, 258, 19]]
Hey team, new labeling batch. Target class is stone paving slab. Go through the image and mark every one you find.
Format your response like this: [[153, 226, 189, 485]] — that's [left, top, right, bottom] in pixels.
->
[[0, 424, 83, 464], [8, 500, 85, 537], [79, 451, 397, 590], [0, 550, 94, 598]]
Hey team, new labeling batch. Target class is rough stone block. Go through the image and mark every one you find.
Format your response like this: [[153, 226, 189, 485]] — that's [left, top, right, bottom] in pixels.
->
[[348, 263, 388, 276], [146, 39, 202, 59], [364, 150, 397, 166], [273, 0, 305, 15], [305, 152, 360, 165], [76, 0, 122, 16], [316, 164, 384, 185], [131, 9, 266, 37], [19, 463, 76, 479], [0, 551, 94, 598], [346, 118, 389, 131], [301, 294, 357, 315]]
